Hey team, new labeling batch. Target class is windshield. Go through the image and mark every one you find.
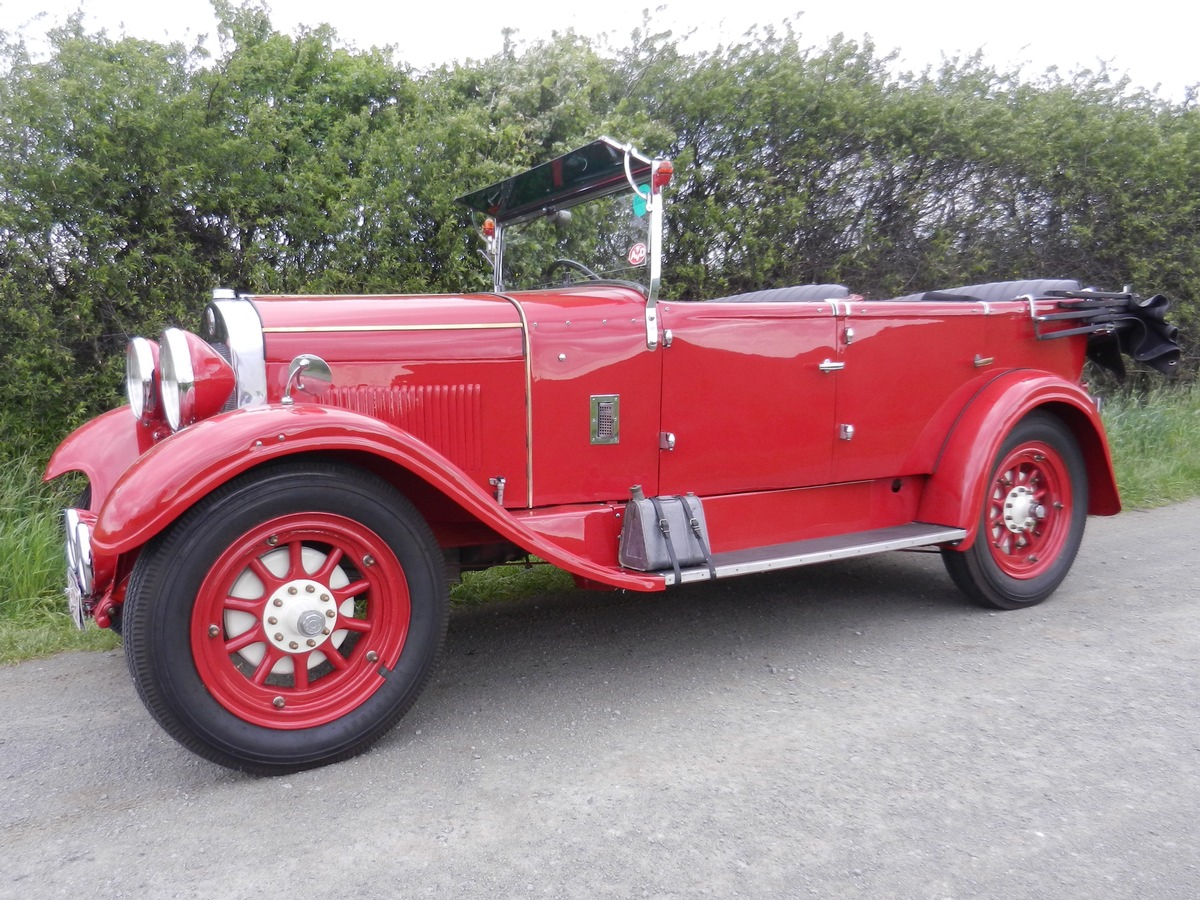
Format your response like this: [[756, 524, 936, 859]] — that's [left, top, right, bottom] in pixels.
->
[[499, 190, 653, 292]]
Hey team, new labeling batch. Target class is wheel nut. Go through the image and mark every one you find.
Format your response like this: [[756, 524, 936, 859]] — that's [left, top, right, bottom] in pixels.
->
[[268, 616, 278, 625], [321, 594, 330, 602], [273, 598, 283, 608], [288, 587, 298, 595], [326, 609, 336, 618], [273, 696, 285, 709], [208, 624, 220, 638], [366, 651, 379, 663], [363, 555, 376, 567], [289, 641, 299, 650], [306, 639, 316, 647], [297, 610, 325, 637], [274, 633, 284, 642], [306, 585, 315, 593]]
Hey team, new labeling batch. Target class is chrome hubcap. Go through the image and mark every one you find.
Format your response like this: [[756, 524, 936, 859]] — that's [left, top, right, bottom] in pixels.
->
[[1002, 484, 1045, 534], [262, 579, 337, 653]]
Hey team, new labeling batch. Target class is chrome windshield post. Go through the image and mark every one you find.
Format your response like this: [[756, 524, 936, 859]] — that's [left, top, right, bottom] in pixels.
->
[[492, 221, 506, 293], [644, 191, 662, 350], [643, 158, 669, 351]]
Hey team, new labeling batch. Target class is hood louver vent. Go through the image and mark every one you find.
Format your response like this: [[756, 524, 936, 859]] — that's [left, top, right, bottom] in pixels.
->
[[325, 384, 483, 470]]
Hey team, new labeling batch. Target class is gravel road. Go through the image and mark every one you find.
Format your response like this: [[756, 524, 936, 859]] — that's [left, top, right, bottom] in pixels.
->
[[3, 500, 1198, 898]]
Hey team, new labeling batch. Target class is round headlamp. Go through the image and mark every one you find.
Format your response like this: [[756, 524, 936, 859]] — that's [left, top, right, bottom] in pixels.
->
[[125, 337, 161, 422], [160, 328, 195, 431], [159, 327, 236, 432]]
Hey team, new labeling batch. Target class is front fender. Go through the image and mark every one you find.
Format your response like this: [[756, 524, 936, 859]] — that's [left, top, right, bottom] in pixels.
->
[[91, 405, 661, 591], [43, 407, 164, 506], [917, 370, 1119, 547]]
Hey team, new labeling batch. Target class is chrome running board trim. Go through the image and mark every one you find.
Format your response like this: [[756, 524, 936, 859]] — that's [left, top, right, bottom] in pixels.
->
[[661, 523, 967, 585]]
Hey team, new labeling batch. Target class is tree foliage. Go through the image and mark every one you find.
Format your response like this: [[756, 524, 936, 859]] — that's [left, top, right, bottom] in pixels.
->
[[2, 4, 1197, 458]]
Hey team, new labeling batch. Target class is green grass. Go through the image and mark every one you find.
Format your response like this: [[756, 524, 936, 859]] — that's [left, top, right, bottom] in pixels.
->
[[1101, 380, 1200, 508], [0, 461, 120, 664], [5, 380, 1200, 664], [451, 562, 575, 606]]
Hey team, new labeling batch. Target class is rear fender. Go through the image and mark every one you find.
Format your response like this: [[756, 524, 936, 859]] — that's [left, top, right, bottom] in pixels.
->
[[918, 371, 1119, 549], [91, 405, 661, 591]]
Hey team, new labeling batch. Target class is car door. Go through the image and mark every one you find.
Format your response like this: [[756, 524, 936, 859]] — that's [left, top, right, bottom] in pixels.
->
[[657, 300, 839, 496], [831, 300, 989, 483]]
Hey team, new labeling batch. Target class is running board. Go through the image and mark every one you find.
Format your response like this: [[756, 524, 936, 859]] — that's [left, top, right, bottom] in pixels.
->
[[662, 523, 968, 585]]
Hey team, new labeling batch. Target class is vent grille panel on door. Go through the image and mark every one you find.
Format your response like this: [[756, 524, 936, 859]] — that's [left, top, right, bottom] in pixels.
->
[[590, 395, 620, 444]]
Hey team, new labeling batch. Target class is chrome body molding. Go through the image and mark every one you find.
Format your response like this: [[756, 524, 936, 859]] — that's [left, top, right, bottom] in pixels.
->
[[260, 322, 523, 334], [207, 294, 268, 409], [494, 293, 536, 507]]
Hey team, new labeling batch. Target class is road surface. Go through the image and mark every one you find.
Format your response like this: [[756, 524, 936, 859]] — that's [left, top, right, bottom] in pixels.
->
[[2, 500, 1198, 898]]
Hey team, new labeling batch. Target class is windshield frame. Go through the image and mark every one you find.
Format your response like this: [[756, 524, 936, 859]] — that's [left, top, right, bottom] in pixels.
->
[[456, 138, 672, 349]]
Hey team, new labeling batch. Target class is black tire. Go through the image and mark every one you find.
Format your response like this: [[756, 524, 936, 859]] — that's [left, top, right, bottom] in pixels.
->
[[123, 461, 448, 774], [941, 412, 1088, 610]]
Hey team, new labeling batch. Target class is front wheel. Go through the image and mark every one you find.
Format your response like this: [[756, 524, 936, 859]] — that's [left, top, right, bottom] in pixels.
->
[[123, 462, 448, 774], [942, 412, 1088, 610]]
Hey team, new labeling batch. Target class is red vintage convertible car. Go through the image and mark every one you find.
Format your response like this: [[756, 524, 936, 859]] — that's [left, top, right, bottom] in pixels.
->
[[46, 137, 1179, 772]]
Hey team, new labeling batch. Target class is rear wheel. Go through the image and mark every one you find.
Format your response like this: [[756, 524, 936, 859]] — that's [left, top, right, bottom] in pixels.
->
[[942, 412, 1087, 610], [123, 462, 447, 774]]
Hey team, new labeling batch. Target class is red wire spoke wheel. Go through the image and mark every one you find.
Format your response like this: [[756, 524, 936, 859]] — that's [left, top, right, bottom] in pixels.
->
[[190, 513, 412, 729], [943, 412, 1088, 609], [123, 462, 447, 774], [981, 440, 1074, 581]]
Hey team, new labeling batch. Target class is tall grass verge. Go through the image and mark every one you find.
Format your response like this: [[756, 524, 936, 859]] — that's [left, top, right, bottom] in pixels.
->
[[1100, 380, 1200, 508], [0, 458, 119, 664]]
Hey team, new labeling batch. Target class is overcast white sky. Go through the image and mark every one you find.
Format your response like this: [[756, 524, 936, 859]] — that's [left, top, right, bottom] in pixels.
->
[[1, 0, 1196, 101]]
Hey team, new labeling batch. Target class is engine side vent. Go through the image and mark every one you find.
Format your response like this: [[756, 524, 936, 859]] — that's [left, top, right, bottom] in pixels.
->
[[590, 394, 620, 445], [326, 384, 483, 470]]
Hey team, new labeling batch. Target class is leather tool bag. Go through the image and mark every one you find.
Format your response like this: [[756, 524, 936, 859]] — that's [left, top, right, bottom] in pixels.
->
[[619, 487, 717, 582]]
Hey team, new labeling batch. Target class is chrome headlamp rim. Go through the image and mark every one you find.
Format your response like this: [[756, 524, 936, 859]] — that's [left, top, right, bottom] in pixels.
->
[[160, 327, 196, 432], [125, 337, 158, 421]]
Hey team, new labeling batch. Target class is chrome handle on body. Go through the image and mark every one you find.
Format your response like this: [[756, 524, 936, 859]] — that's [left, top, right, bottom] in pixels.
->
[[818, 359, 845, 373]]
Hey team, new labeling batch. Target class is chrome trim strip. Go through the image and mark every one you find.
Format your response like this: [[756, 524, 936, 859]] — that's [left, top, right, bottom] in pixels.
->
[[661, 524, 969, 585], [261, 323, 523, 334], [211, 296, 268, 408], [490, 293, 535, 508]]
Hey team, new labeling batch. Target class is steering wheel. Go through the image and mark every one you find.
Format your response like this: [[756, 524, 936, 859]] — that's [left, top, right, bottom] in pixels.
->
[[544, 258, 601, 283]]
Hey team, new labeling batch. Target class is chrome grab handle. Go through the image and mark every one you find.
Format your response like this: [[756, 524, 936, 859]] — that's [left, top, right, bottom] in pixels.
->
[[818, 359, 845, 373]]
